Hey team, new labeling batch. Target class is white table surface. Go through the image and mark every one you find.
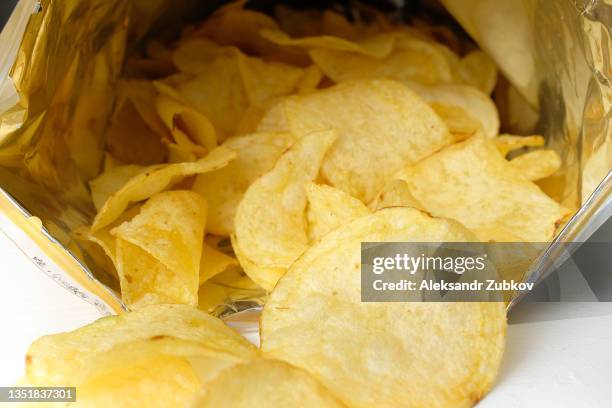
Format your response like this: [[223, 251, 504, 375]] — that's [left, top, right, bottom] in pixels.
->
[[0, 228, 611, 407]]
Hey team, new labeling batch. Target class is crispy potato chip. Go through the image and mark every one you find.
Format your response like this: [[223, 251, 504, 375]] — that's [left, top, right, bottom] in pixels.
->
[[509, 149, 562, 181], [306, 182, 370, 241], [261, 207, 506, 408], [103, 152, 125, 171], [370, 178, 425, 211], [199, 242, 239, 284], [259, 28, 394, 59], [296, 65, 324, 93], [195, 359, 347, 408], [124, 80, 169, 137], [25, 304, 256, 387], [190, 2, 279, 55], [192, 131, 295, 235], [394, 136, 570, 241], [495, 134, 546, 156], [310, 35, 453, 86], [105, 87, 167, 166], [91, 146, 235, 232], [408, 82, 500, 138], [457, 50, 498, 95], [275, 5, 323, 38], [156, 93, 217, 154], [429, 102, 482, 141], [259, 80, 452, 202], [111, 191, 207, 308], [233, 130, 337, 291], [89, 164, 146, 212], [198, 268, 265, 315]]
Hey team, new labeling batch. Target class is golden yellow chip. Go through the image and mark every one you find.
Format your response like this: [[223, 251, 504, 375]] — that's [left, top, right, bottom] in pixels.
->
[[259, 28, 395, 59], [89, 164, 146, 212], [306, 182, 370, 241], [199, 242, 239, 284], [261, 207, 506, 408], [408, 82, 500, 138], [233, 130, 337, 291], [394, 136, 570, 241], [296, 65, 324, 93], [509, 149, 562, 181], [370, 178, 425, 211], [25, 304, 256, 387], [259, 80, 452, 203], [429, 102, 482, 140], [192, 131, 295, 235], [457, 50, 498, 95], [112, 190, 207, 308], [91, 146, 235, 232], [190, 1, 279, 55], [195, 359, 347, 408], [495, 134, 546, 156], [310, 35, 454, 86]]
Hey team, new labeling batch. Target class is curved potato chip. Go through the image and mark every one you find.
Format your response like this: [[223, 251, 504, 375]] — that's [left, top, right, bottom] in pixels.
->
[[429, 102, 482, 141], [509, 149, 562, 181], [310, 35, 453, 86], [25, 304, 256, 387], [260, 80, 452, 202], [370, 178, 424, 211], [195, 359, 347, 408], [495, 134, 546, 156], [394, 136, 570, 241], [306, 182, 370, 241], [89, 164, 146, 212], [233, 130, 337, 291], [296, 65, 324, 93], [457, 50, 498, 95], [408, 82, 500, 138], [259, 28, 394, 59], [112, 191, 207, 308], [261, 207, 506, 408], [192, 131, 295, 235], [190, 3, 279, 55], [156, 93, 217, 154], [91, 146, 235, 232], [199, 242, 239, 284]]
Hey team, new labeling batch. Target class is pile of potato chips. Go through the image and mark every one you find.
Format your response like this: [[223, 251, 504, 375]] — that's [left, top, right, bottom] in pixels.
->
[[24, 1, 572, 406]]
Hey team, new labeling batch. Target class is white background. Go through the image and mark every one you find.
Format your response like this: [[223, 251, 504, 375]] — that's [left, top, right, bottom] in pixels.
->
[[0, 228, 611, 407]]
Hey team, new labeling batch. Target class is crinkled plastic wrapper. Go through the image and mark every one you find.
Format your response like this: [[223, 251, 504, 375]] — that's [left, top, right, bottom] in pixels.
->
[[0, 0, 610, 313]]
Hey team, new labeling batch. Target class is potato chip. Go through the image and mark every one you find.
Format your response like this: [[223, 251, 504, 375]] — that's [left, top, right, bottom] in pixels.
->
[[199, 242, 239, 284], [91, 146, 235, 232], [25, 304, 256, 387], [306, 182, 370, 241], [296, 65, 324, 93], [155, 93, 217, 154], [394, 136, 570, 241], [233, 130, 337, 291], [259, 80, 452, 203], [495, 134, 546, 156], [261, 207, 506, 408], [89, 164, 146, 212], [429, 102, 482, 141], [310, 35, 454, 86], [195, 359, 347, 408], [370, 178, 425, 211], [192, 131, 295, 235], [124, 80, 169, 137], [509, 149, 562, 181], [111, 191, 207, 308], [103, 152, 125, 171], [322, 10, 361, 40], [457, 50, 498, 95], [190, 1, 279, 55], [259, 28, 395, 59], [198, 268, 266, 315], [408, 82, 500, 138], [274, 5, 323, 38], [105, 88, 167, 165]]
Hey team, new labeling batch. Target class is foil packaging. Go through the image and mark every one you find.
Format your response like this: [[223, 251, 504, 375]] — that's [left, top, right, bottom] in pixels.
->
[[0, 0, 610, 312]]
